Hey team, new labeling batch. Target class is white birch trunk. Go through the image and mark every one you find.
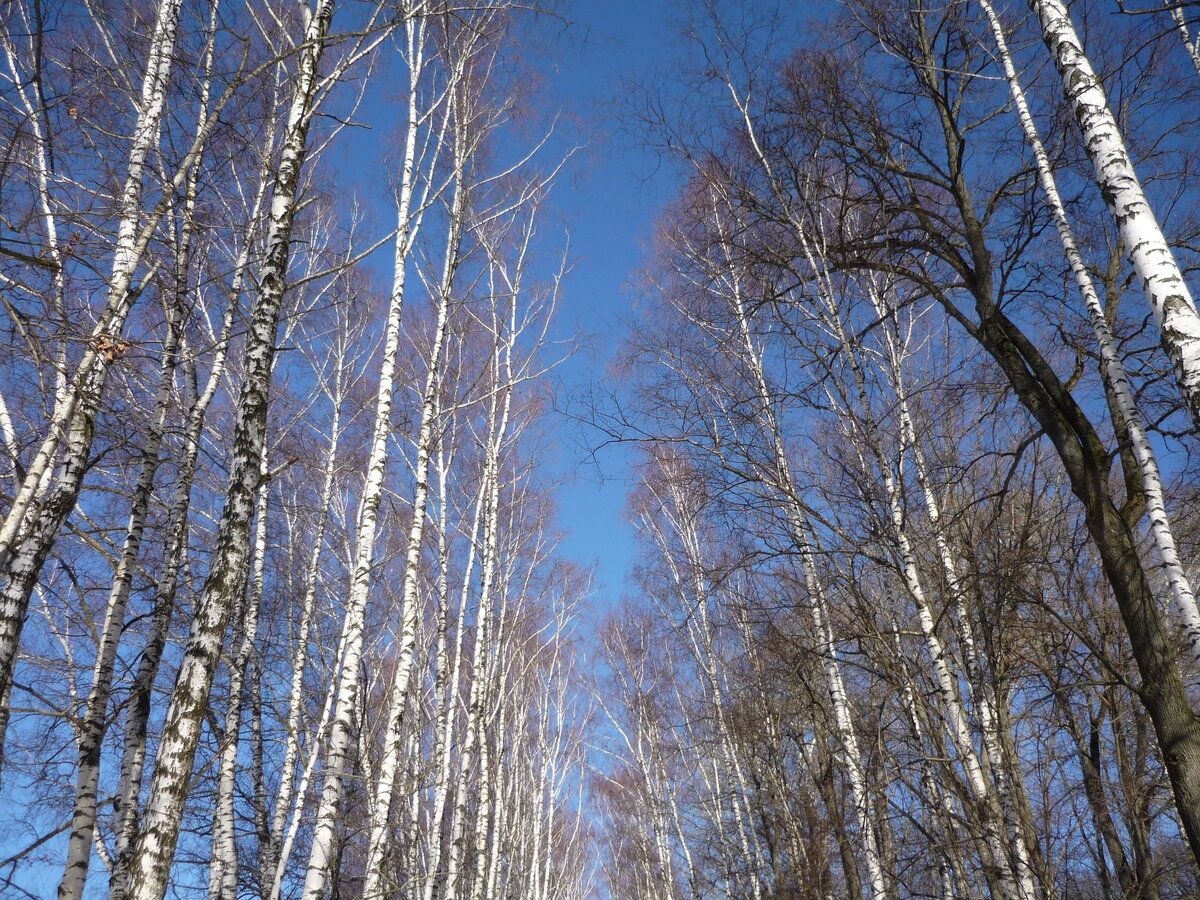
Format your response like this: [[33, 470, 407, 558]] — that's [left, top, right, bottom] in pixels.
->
[[358, 98, 468, 899], [0, 0, 184, 761], [1169, 3, 1200, 80], [468, 710, 495, 900], [441, 243, 527, 900], [878, 294, 1048, 900], [299, 15, 438, 894], [0, 8, 68, 406], [57, 293, 181, 900], [725, 590, 815, 889], [798, 539, 889, 900], [0, 390, 19, 488], [1030, 0, 1200, 425], [262, 363, 346, 894], [357, 348, 450, 888], [56, 8, 224, 879], [735, 295, 889, 900], [852, 371, 1033, 900], [441, 414, 507, 900], [786, 244, 1037, 900], [642, 491, 765, 898], [121, 3, 336, 896], [208, 463, 269, 900], [718, 60, 1047, 890], [422, 448, 485, 900], [108, 303, 235, 899], [980, 0, 1200, 660], [267, 617, 350, 900], [250, 664, 270, 899], [893, 638, 963, 900], [0, 0, 181, 562]]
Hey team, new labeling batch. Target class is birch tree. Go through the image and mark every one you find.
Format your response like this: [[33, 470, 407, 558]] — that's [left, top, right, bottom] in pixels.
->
[[596, 4, 1200, 894], [754, 0, 1200, 866], [0, 2, 589, 899], [298, 8, 450, 894], [1167, 2, 1200, 78], [1029, 0, 1200, 426], [120, 3, 341, 896], [0, 0, 185, 765], [53, 7, 236, 892]]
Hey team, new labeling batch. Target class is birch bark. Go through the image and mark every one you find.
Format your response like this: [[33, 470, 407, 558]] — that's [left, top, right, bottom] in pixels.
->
[[681, 168, 890, 894], [357, 228, 455, 898], [639, 485, 767, 898], [108, 300, 236, 898], [121, 3, 336, 896], [1168, 3, 1200, 80], [57, 293, 182, 900], [761, 198, 1041, 897], [421, 445, 485, 900], [262, 344, 347, 897], [1030, 0, 1200, 425], [431, 312, 506, 900], [0, 0, 183, 568], [732, 304, 890, 900], [0, 0, 184, 764], [0, 4, 69, 410], [208, 462, 270, 900], [979, 0, 1200, 661], [56, 8, 224, 884], [829, 305, 1035, 900], [299, 15, 440, 896], [107, 131, 275, 891]]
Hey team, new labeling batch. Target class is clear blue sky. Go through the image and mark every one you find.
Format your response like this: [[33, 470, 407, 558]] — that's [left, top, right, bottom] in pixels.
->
[[540, 0, 678, 616]]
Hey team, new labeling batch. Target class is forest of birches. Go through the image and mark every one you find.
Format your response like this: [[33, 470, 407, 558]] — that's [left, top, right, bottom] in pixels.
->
[[8, 0, 1200, 898]]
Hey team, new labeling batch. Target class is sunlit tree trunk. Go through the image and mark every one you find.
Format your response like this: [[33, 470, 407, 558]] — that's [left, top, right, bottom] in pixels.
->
[[358, 215, 456, 897], [739, 330, 890, 899], [421, 438, 486, 900], [57, 293, 181, 900], [871, 277, 1049, 900], [209, 459, 270, 900], [783, 228, 1044, 899], [0, 0, 185, 765], [263, 329, 350, 900], [980, 0, 1200, 665], [121, 3, 336, 896], [1168, 2, 1200, 80], [55, 10, 224, 887], [1030, 0, 1200, 426], [777, 280, 1029, 896], [637, 478, 767, 899], [108, 295, 236, 897], [698, 188, 890, 898], [892, 632, 968, 900], [442, 331, 511, 900], [715, 70, 1035, 895], [298, 13, 441, 894], [0, 3, 69, 417]]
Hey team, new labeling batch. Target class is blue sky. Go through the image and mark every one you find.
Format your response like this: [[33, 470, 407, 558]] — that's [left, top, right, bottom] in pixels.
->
[[540, 0, 679, 616]]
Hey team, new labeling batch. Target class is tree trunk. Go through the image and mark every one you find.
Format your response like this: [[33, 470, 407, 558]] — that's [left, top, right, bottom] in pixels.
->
[[120, 3, 336, 896], [980, 0, 1200, 664], [1030, 0, 1200, 427], [298, 16, 438, 896]]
